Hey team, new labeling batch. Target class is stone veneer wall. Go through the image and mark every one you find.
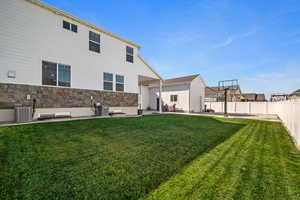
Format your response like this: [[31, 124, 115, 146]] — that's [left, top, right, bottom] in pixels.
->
[[0, 83, 138, 108]]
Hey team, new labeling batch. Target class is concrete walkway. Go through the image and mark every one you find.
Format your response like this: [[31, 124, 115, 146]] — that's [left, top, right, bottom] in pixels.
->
[[0, 114, 141, 127], [0, 111, 280, 128], [165, 112, 281, 122]]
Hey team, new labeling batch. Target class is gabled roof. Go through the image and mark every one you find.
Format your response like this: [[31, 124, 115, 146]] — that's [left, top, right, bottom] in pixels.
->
[[24, 0, 141, 49], [242, 93, 266, 101], [256, 94, 266, 101], [205, 85, 241, 97], [209, 85, 241, 92], [291, 89, 300, 96], [242, 93, 257, 101], [164, 74, 199, 84], [138, 56, 163, 80], [205, 87, 218, 96]]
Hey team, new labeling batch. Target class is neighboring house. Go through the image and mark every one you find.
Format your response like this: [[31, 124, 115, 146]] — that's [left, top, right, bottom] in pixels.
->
[[270, 93, 289, 102], [205, 87, 218, 102], [205, 85, 242, 102], [289, 89, 300, 100], [241, 93, 266, 102], [204, 86, 267, 102], [0, 0, 163, 122], [147, 75, 206, 112]]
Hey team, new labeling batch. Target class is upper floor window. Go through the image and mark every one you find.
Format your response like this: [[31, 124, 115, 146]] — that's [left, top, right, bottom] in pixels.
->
[[170, 95, 178, 102], [63, 20, 77, 33], [89, 31, 100, 53], [126, 46, 134, 63], [71, 24, 78, 33], [116, 75, 124, 92], [103, 72, 113, 91], [42, 61, 71, 87]]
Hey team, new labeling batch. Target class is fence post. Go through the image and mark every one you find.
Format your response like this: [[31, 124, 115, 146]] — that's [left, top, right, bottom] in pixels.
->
[[235, 102, 237, 113], [249, 103, 251, 114]]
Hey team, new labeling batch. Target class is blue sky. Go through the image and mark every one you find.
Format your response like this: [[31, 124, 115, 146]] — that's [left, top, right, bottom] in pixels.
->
[[43, 0, 300, 97]]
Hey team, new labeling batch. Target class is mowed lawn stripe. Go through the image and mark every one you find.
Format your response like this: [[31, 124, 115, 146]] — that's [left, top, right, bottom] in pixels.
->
[[143, 120, 300, 200], [203, 121, 262, 200], [232, 121, 267, 200], [143, 120, 257, 200]]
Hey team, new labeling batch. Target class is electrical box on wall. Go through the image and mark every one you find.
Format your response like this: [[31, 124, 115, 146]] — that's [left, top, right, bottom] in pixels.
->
[[7, 71, 16, 78]]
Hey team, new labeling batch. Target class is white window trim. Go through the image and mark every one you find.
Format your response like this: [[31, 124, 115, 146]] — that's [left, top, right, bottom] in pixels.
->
[[171, 95, 178, 102], [42, 60, 71, 88], [63, 20, 77, 33], [116, 74, 125, 92], [126, 46, 134, 63], [103, 72, 113, 91], [89, 31, 101, 53]]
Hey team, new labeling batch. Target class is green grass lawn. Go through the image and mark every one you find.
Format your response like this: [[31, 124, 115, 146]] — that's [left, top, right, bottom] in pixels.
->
[[0, 115, 299, 200]]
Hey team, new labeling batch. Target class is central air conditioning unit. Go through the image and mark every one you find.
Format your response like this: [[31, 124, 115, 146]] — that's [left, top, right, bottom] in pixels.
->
[[15, 107, 33, 123]]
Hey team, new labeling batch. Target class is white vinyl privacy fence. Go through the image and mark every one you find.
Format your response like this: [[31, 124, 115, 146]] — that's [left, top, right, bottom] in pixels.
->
[[205, 100, 300, 146]]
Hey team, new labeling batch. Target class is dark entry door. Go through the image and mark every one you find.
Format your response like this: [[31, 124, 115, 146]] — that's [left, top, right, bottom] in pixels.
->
[[156, 98, 160, 111]]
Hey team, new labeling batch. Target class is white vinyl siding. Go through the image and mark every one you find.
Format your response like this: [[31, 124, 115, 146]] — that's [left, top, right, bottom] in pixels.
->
[[0, 0, 160, 93]]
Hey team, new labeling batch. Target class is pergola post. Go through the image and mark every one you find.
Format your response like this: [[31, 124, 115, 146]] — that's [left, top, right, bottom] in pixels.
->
[[139, 84, 142, 110], [159, 80, 162, 113]]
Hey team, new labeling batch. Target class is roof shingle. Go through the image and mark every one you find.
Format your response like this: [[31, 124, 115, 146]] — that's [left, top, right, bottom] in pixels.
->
[[164, 74, 199, 84]]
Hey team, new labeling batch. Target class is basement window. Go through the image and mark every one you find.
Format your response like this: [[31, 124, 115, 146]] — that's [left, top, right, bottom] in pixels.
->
[[89, 31, 100, 53], [42, 61, 71, 87], [170, 95, 178, 102], [116, 75, 124, 92], [103, 72, 113, 91], [126, 46, 134, 63]]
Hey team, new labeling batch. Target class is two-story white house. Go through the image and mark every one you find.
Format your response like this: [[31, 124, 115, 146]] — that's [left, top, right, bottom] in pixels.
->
[[0, 0, 163, 122]]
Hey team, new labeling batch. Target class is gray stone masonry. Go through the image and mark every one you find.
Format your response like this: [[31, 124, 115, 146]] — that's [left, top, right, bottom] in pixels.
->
[[0, 83, 138, 108]]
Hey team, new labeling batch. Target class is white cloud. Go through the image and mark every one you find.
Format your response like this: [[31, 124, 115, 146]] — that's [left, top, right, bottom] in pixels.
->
[[213, 28, 258, 48], [215, 36, 234, 48]]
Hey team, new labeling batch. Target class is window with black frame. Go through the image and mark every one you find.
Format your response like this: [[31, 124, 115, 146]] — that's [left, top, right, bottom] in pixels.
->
[[42, 61, 57, 86], [42, 61, 71, 87], [116, 75, 124, 92], [89, 31, 100, 53], [170, 95, 178, 102], [103, 72, 113, 91], [58, 64, 71, 87], [63, 20, 77, 33], [126, 46, 134, 63]]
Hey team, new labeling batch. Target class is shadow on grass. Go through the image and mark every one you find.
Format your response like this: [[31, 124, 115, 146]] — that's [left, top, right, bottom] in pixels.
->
[[0, 114, 246, 200]]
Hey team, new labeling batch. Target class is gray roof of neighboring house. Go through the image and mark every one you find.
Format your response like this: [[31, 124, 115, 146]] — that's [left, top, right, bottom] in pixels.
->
[[242, 93, 266, 101], [291, 89, 300, 96], [205, 85, 241, 96], [242, 93, 257, 101], [205, 87, 218, 97], [256, 94, 266, 101], [164, 74, 200, 84]]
